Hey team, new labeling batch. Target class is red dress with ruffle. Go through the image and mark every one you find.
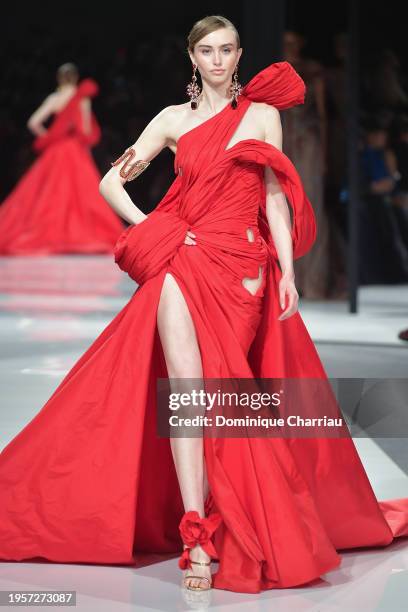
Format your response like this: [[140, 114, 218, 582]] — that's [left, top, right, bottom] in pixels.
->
[[0, 63, 407, 593], [0, 79, 123, 254]]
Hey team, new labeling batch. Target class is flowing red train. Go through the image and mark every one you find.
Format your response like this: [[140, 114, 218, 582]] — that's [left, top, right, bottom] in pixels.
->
[[0, 62, 407, 593]]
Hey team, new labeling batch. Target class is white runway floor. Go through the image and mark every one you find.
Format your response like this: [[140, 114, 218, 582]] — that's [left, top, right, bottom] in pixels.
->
[[0, 255, 407, 611]]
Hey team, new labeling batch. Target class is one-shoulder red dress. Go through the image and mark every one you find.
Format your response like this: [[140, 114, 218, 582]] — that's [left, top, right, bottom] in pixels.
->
[[0, 63, 407, 593], [0, 79, 123, 254]]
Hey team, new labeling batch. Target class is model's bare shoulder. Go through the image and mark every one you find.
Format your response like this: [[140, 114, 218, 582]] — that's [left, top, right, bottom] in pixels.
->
[[168, 102, 192, 119], [45, 92, 59, 105], [27, 93, 60, 130], [144, 105, 174, 138], [260, 102, 280, 122], [247, 101, 275, 119], [140, 104, 185, 150], [246, 101, 279, 138], [119, 105, 177, 161], [39, 92, 62, 113], [163, 103, 192, 148], [262, 103, 282, 150]]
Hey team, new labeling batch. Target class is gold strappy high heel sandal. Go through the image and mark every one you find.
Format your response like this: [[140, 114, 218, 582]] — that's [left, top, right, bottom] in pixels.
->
[[182, 544, 212, 590], [178, 509, 222, 591]]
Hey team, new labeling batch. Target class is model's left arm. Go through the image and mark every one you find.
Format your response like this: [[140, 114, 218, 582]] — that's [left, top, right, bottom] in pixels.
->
[[263, 104, 299, 320], [79, 97, 92, 135]]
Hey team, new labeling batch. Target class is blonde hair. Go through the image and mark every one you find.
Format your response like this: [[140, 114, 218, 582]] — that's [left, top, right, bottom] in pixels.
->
[[56, 63, 79, 85], [187, 15, 240, 54]]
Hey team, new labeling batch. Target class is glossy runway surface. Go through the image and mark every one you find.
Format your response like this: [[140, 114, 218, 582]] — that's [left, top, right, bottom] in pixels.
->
[[0, 255, 407, 611]]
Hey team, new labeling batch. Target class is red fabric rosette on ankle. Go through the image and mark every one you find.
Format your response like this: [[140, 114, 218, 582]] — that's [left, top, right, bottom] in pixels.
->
[[178, 510, 223, 570]]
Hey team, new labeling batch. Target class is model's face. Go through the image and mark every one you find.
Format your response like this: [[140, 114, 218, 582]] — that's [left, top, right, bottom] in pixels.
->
[[189, 28, 242, 85]]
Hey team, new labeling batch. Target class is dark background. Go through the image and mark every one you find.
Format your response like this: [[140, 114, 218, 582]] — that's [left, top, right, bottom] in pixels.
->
[[0, 1, 406, 206]]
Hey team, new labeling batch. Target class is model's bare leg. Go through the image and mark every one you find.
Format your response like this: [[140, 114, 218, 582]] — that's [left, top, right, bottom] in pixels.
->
[[157, 272, 210, 590]]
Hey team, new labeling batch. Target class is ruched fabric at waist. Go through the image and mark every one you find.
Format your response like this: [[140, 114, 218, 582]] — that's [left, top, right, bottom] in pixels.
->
[[190, 220, 268, 279], [114, 209, 268, 286]]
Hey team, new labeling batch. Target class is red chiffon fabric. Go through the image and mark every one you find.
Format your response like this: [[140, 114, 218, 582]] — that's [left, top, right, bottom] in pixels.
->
[[0, 78, 123, 254], [0, 62, 407, 593]]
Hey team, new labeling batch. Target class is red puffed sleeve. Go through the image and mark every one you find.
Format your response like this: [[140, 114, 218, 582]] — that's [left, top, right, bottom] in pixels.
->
[[76, 78, 100, 99], [241, 61, 305, 109]]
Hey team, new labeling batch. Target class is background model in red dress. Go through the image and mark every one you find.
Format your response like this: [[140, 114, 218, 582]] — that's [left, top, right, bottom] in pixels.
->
[[0, 77, 124, 255]]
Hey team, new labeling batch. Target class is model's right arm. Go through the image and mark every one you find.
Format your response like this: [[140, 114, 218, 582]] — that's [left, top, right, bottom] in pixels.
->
[[99, 107, 173, 226]]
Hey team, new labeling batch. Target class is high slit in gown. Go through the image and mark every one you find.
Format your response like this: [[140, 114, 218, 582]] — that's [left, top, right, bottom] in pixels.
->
[[0, 61, 407, 594]]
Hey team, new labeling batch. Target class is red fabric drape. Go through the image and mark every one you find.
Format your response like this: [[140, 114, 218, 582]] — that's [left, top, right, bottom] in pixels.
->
[[0, 61, 407, 593]]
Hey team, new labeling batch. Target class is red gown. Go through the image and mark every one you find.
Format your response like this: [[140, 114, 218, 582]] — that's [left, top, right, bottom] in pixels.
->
[[0, 62, 407, 593], [0, 79, 123, 254]]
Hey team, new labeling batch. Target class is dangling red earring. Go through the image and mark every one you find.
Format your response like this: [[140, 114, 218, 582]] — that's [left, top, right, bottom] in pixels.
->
[[186, 63, 201, 110], [229, 64, 242, 109]]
